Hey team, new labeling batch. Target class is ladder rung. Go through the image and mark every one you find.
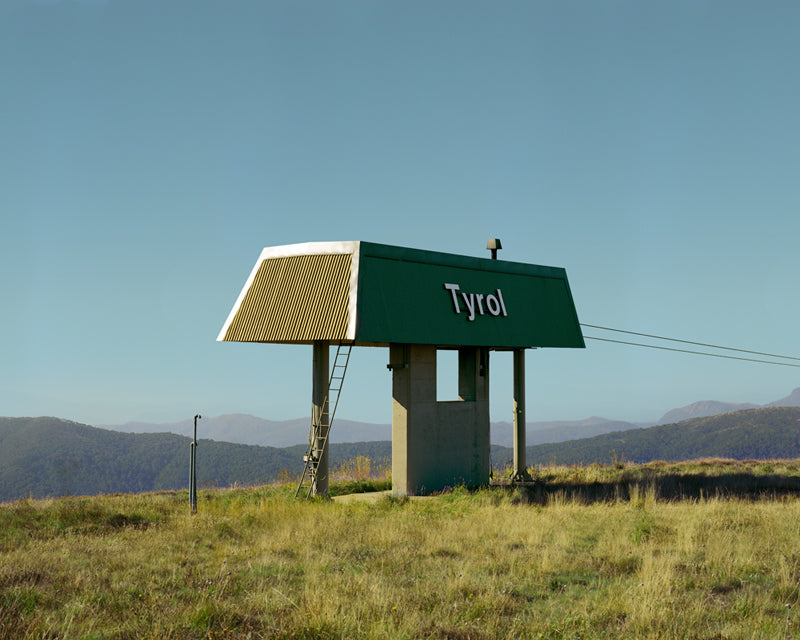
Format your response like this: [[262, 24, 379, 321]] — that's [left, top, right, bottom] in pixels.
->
[[296, 343, 352, 499]]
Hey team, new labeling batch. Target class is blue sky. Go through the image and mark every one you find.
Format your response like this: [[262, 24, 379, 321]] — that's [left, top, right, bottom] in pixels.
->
[[2, 0, 799, 429]]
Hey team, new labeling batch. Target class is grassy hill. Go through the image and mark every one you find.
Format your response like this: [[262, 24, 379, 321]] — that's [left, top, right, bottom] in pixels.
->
[[3, 461, 800, 639], [0, 418, 390, 502]]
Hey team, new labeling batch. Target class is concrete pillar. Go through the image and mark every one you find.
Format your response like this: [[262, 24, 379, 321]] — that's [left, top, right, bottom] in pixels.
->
[[391, 343, 435, 496], [512, 348, 530, 481], [311, 340, 330, 497], [392, 343, 490, 496], [458, 347, 477, 401]]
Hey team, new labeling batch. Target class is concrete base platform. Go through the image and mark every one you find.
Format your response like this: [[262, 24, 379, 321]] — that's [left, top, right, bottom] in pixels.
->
[[332, 490, 392, 504], [332, 490, 431, 504]]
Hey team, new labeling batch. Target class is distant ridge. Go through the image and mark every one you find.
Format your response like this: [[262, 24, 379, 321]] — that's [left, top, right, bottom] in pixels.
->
[[513, 406, 800, 466], [102, 414, 391, 448], [493, 417, 640, 447], [105, 414, 641, 448], [101, 387, 800, 448], [767, 388, 800, 408], [656, 401, 759, 425], [5, 405, 800, 502], [0, 417, 390, 503], [653, 387, 800, 425]]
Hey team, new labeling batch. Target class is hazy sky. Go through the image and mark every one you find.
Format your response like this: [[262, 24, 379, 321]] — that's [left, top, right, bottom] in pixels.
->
[[3, 0, 799, 430]]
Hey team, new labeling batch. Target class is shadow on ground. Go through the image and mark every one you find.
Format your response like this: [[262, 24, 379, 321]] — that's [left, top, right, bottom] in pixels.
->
[[492, 471, 800, 504]]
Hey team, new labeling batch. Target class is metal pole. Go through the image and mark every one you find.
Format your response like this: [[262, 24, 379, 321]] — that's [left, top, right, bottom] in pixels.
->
[[190, 414, 201, 513], [189, 442, 195, 513], [311, 341, 330, 497], [512, 349, 531, 482]]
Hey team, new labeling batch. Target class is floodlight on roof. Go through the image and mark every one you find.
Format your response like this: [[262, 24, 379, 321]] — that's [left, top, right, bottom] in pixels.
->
[[486, 238, 502, 260]]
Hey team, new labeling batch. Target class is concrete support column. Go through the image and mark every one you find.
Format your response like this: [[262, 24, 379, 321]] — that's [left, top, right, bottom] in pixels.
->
[[311, 340, 330, 497], [391, 343, 435, 496], [512, 348, 530, 481], [392, 343, 490, 496]]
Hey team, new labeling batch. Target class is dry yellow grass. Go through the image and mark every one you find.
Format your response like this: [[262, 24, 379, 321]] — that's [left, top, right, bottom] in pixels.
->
[[3, 460, 800, 639]]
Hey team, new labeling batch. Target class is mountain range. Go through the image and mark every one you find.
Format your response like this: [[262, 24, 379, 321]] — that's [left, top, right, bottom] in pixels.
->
[[654, 388, 800, 425], [101, 415, 391, 448], [4, 387, 800, 503], [516, 406, 800, 466], [5, 404, 800, 502], [101, 387, 800, 448], [0, 417, 391, 503]]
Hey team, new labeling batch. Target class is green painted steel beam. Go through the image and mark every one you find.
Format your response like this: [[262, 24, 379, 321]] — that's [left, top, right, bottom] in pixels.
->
[[354, 242, 583, 349]]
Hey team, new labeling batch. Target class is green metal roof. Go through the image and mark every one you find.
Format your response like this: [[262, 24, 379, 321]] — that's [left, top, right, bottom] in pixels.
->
[[218, 241, 584, 349]]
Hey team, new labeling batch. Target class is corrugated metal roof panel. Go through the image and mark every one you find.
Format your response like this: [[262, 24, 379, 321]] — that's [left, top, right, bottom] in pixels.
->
[[221, 254, 351, 343]]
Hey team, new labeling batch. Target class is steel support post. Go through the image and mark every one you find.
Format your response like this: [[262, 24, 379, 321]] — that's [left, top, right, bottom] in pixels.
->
[[189, 441, 197, 514], [190, 414, 200, 513], [311, 340, 330, 497], [512, 348, 531, 481]]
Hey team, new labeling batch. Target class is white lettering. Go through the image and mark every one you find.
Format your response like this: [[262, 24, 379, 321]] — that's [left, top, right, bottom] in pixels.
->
[[444, 282, 508, 321], [461, 292, 477, 321], [496, 288, 507, 316], [443, 283, 461, 313], [486, 294, 501, 316]]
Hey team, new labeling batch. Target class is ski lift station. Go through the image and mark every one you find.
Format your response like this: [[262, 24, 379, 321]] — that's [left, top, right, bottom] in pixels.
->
[[217, 240, 584, 497]]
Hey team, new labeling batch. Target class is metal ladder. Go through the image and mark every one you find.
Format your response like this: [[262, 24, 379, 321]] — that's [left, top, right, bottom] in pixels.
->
[[295, 343, 352, 498]]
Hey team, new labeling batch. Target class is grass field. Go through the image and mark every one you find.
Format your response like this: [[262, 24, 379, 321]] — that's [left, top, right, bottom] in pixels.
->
[[3, 459, 800, 639]]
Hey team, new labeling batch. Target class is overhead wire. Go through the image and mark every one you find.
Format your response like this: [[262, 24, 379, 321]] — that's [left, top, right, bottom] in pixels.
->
[[582, 335, 800, 369], [580, 324, 800, 369], [581, 323, 800, 362]]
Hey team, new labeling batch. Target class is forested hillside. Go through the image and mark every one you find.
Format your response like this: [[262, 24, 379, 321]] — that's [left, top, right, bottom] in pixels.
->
[[5, 407, 800, 502], [0, 418, 390, 502], [520, 406, 800, 466]]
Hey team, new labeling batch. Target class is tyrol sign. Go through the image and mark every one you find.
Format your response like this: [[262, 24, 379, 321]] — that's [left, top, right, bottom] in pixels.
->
[[443, 283, 508, 321]]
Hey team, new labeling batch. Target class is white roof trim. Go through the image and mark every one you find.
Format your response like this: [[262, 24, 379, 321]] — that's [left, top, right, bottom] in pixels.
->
[[347, 247, 360, 340], [216, 255, 264, 342], [258, 241, 361, 260], [216, 241, 361, 342]]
